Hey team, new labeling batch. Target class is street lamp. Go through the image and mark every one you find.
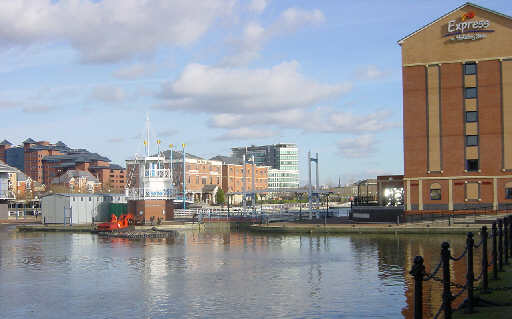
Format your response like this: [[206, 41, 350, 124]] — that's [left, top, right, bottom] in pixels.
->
[[324, 191, 333, 226]]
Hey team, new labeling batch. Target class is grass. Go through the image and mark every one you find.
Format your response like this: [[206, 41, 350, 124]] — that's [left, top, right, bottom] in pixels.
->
[[453, 263, 512, 318]]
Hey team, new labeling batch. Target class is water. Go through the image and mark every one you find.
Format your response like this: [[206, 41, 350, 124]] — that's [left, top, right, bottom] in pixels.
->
[[0, 225, 472, 318]]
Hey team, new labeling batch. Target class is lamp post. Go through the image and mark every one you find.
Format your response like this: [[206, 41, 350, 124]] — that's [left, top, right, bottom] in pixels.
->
[[325, 192, 332, 226], [182, 143, 186, 209]]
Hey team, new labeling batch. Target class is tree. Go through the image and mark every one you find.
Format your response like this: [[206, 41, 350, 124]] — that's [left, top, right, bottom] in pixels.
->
[[216, 188, 225, 205]]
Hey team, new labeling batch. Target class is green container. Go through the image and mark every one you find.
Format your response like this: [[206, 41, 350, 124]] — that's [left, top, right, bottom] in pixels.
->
[[109, 203, 127, 217]]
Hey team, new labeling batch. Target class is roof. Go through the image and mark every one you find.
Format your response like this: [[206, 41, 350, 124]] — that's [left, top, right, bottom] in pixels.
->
[[109, 164, 124, 170], [398, 2, 512, 44], [23, 138, 37, 144], [209, 155, 242, 165], [0, 139, 12, 146], [161, 150, 204, 160], [0, 162, 18, 173], [51, 170, 100, 184]]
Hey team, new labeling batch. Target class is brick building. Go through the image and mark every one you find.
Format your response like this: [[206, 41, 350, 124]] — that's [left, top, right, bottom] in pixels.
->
[[399, 3, 512, 213], [4, 138, 125, 192], [164, 150, 223, 203]]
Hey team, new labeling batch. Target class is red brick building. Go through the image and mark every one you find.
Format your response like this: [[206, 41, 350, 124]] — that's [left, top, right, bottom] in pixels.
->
[[399, 3, 512, 213], [222, 163, 268, 194], [0, 140, 12, 164]]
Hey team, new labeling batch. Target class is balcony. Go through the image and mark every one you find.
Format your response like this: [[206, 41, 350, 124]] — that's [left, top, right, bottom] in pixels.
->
[[126, 187, 175, 201], [144, 169, 171, 179]]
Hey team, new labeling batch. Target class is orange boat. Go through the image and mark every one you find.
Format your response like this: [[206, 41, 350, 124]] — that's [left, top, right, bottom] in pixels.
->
[[97, 213, 135, 231]]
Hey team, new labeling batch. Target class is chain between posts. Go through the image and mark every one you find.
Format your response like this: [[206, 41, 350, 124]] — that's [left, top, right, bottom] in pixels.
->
[[409, 217, 512, 319]]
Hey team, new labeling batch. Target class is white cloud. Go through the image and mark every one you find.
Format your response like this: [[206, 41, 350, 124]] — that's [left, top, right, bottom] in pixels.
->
[[223, 7, 325, 66], [113, 63, 156, 80], [156, 61, 349, 113], [158, 129, 178, 137], [210, 108, 397, 134], [91, 86, 126, 103], [355, 65, 390, 81], [275, 8, 325, 33], [248, 0, 268, 14], [215, 127, 276, 140], [337, 134, 378, 158], [107, 137, 125, 143], [0, 0, 236, 63], [22, 104, 54, 113]]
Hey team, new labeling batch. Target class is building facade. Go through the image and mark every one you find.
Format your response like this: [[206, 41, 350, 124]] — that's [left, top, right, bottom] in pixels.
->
[[166, 150, 223, 203], [399, 3, 512, 213], [232, 144, 299, 191], [125, 155, 174, 222]]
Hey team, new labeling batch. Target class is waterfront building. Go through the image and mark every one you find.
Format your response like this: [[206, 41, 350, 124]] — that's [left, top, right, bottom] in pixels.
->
[[41, 193, 126, 224], [232, 144, 299, 191], [399, 3, 512, 213], [2, 138, 127, 192], [125, 154, 174, 223], [165, 150, 223, 204]]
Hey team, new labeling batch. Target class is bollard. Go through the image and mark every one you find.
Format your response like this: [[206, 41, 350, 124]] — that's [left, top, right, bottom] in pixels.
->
[[499, 219, 504, 272], [481, 226, 489, 293], [441, 242, 452, 319], [492, 222, 498, 280], [465, 232, 474, 314], [509, 215, 512, 259], [410, 256, 425, 319], [505, 216, 510, 264]]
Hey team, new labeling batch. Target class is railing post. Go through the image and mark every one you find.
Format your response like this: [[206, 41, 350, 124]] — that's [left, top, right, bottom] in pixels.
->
[[481, 226, 489, 293], [409, 256, 425, 319], [441, 242, 452, 319], [499, 219, 504, 272], [505, 216, 510, 264], [492, 222, 498, 280], [509, 215, 512, 259], [465, 232, 474, 313]]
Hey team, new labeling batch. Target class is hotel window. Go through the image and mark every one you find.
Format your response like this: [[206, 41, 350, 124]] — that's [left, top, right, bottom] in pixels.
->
[[506, 182, 512, 199], [466, 159, 479, 172], [465, 111, 478, 123], [429, 183, 441, 200], [464, 63, 477, 75], [464, 87, 477, 99], [466, 135, 479, 146]]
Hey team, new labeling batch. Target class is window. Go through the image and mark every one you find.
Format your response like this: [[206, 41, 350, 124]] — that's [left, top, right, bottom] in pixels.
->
[[466, 135, 479, 146], [464, 87, 477, 99], [506, 182, 512, 200], [466, 159, 479, 171], [465, 111, 478, 122], [466, 182, 479, 200], [464, 63, 477, 75]]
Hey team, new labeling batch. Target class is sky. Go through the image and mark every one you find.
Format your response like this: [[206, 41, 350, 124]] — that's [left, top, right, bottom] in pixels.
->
[[0, 0, 511, 186]]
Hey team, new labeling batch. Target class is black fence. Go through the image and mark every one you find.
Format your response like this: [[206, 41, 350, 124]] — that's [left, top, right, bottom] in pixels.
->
[[410, 215, 512, 319]]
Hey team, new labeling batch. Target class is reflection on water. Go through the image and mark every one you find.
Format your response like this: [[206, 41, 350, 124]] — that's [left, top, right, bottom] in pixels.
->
[[0, 225, 474, 318]]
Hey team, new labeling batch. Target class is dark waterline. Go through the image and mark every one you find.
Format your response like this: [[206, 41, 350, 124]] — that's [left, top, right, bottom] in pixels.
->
[[0, 225, 470, 319]]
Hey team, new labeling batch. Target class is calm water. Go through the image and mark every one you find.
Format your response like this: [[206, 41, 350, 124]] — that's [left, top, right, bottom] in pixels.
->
[[0, 225, 472, 319]]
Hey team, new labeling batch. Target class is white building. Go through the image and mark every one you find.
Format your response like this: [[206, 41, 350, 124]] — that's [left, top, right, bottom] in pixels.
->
[[41, 193, 126, 224]]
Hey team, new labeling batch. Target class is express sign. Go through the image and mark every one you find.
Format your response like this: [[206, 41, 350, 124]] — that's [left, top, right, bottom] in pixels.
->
[[445, 12, 494, 41]]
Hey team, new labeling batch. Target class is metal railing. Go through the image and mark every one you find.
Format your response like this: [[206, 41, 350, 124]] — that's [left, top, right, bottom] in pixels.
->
[[410, 215, 512, 319], [143, 169, 171, 179], [126, 188, 174, 200]]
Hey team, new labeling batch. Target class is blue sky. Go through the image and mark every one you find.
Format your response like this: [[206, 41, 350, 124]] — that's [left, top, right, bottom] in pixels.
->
[[0, 0, 510, 186]]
